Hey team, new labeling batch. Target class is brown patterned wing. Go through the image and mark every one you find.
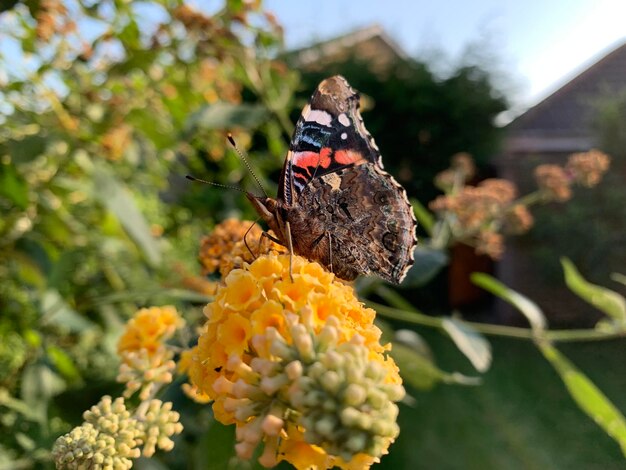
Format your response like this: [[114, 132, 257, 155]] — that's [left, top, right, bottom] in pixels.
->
[[284, 163, 417, 284]]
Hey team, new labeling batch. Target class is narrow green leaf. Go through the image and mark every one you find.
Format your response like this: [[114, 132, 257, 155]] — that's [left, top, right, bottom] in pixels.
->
[[0, 389, 42, 422], [611, 272, 626, 287], [411, 198, 434, 234], [562, 258, 626, 323], [46, 345, 81, 382], [394, 329, 433, 361], [539, 342, 626, 457], [92, 164, 161, 266], [20, 362, 66, 408], [40, 289, 95, 332], [442, 317, 492, 372], [390, 343, 480, 390], [471, 273, 547, 332]]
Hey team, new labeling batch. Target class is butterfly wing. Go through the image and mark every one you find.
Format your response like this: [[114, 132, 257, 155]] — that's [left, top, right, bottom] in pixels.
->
[[278, 75, 384, 205], [286, 163, 417, 283], [273, 75, 417, 283]]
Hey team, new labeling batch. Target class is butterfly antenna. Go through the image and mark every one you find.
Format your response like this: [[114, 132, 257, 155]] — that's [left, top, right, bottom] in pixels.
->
[[227, 133, 268, 198], [185, 174, 248, 194]]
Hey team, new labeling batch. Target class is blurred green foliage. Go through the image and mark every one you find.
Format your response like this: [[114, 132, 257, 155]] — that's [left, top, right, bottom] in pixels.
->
[[0, 0, 297, 464]]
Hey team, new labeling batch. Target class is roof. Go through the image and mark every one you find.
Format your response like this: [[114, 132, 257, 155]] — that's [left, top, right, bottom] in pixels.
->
[[506, 40, 626, 153], [284, 24, 408, 72]]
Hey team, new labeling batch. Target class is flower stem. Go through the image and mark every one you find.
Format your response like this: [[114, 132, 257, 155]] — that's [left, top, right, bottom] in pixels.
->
[[368, 300, 626, 343]]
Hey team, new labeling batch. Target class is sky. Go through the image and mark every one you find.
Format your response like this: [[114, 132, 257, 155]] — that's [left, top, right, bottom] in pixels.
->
[[264, 0, 626, 114]]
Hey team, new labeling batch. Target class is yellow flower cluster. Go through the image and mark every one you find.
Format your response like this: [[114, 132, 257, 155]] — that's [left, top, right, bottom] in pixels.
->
[[117, 306, 184, 399], [117, 306, 184, 358], [187, 254, 404, 469], [53, 396, 183, 469]]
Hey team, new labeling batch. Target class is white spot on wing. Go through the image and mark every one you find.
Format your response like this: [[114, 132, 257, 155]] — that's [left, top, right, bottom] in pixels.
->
[[305, 109, 332, 127], [341, 132, 348, 140], [338, 113, 350, 127]]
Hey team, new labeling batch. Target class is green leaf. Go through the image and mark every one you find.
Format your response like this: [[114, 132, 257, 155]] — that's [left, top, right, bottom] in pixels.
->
[[0, 162, 29, 209], [442, 317, 492, 372], [46, 345, 81, 383], [40, 289, 94, 333], [92, 164, 162, 266], [8, 134, 47, 165], [400, 246, 448, 288], [411, 198, 434, 234], [390, 343, 444, 390], [184, 102, 268, 134], [539, 342, 626, 457], [20, 362, 66, 408], [0, 389, 42, 422], [390, 343, 480, 390], [394, 328, 433, 361], [611, 272, 626, 286], [562, 258, 626, 323], [471, 273, 547, 332]]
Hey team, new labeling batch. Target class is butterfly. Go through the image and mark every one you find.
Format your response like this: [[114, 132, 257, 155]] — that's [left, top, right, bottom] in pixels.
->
[[246, 75, 417, 284]]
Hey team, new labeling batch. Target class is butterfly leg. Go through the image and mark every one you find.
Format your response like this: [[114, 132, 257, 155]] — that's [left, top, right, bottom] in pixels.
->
[[285, 221, 294, 282], [243, 220, 260, 260]]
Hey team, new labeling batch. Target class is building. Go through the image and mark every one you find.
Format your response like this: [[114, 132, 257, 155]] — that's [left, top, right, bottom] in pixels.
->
[[496, 40, 626, 325], [284, 24, 408, 75]]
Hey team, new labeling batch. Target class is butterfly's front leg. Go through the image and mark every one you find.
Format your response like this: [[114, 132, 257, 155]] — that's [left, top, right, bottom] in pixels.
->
[[285, 221, 294, 283]]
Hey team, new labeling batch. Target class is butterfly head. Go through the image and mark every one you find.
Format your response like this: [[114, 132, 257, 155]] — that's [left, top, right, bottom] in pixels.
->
[[246, 193, 286, 243]]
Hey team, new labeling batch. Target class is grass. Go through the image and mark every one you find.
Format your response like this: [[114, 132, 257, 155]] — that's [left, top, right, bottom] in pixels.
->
[[380, 331, 626, 469]]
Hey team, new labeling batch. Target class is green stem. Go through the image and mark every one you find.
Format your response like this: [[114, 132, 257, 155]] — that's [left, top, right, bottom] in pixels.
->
[[367, 300, 626, 343], [512, 190, 546, 208]]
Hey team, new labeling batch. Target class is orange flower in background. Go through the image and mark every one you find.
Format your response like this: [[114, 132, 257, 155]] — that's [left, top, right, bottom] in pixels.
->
[[101, 124, 133, 161], [430, 180, 516, 234], [187, 254, 404, 469], [434, 152, 476, 190], [567, 149, 610, 187], [475, 230, 504, 259], [198, 219, 253, 275], [503, 204, 534, 235], [451, 152, 476, 180], [198, 218, 285, 277], [534, 164, 572, 201], [478, 178, 517, 204]]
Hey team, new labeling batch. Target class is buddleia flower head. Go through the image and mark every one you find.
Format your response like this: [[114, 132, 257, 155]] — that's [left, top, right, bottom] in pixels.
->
[[188, 253, 404, 469]]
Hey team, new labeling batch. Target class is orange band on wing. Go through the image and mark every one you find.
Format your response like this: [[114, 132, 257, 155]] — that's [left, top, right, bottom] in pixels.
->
[[334, 149, 367, 165], [291, 148, 333, 171]]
